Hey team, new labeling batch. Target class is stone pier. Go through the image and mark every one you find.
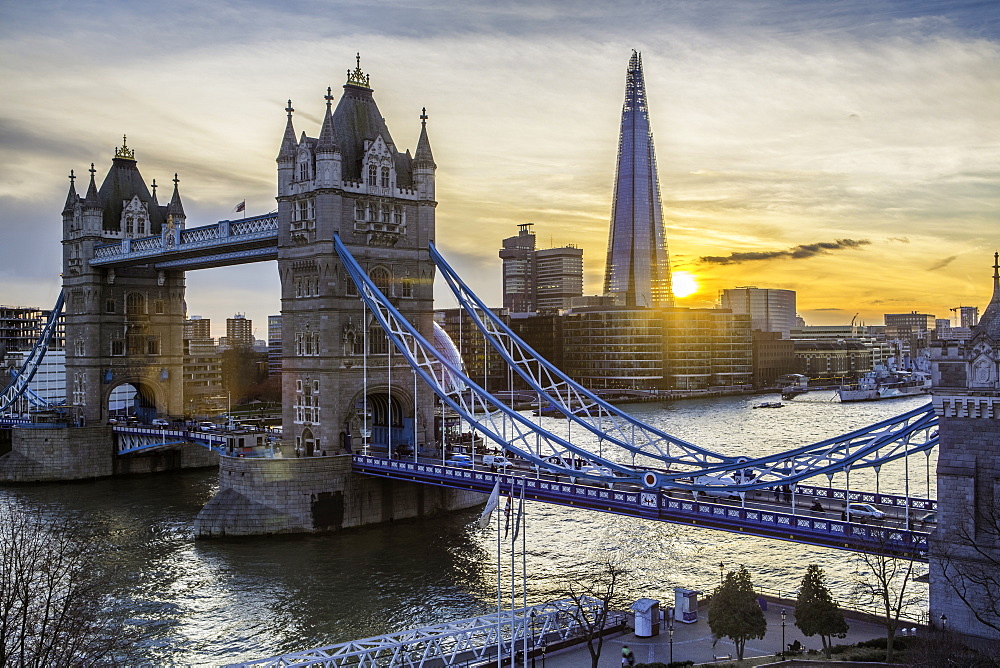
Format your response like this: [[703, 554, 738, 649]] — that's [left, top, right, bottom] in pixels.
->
[[194, 455, 485, 537], [0, 425, 217, 483]]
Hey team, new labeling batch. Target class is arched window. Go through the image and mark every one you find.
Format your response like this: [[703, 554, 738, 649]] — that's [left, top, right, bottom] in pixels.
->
[[355, 201, 365, 220], [368, 164, 377, 187], [370, 267, 391, 296], [125, 292, 146, 318], [381, 167, 390, 189], [393, 206, 403, 226], [380, 204, 390, 224]]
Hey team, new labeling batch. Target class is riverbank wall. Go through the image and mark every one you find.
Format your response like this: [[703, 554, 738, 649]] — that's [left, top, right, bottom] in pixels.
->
[[0, 425, 218, 483], [194, 454, 486, 538]]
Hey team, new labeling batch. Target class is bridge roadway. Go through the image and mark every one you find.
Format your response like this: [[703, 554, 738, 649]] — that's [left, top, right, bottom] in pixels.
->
[[353, 453, 931, 561]]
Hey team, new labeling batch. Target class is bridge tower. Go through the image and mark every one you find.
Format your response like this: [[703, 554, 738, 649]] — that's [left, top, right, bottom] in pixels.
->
[[276, 57, 437, 457], [61, 138, 186, 424], [929, 253, 1000, 639]]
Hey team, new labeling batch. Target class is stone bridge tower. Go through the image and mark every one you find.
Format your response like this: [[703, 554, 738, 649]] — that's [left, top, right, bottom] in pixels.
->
[[929, 253, 1000, 639], [61, 138, 186, 424], [276, 57, 437, 457]]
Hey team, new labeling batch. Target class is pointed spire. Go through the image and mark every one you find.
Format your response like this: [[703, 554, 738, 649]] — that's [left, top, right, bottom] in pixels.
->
[[63, 169, 78, 213], [150, 178, 159, 206], [604, 50, 672, 308], [84, 163, 100, 208], [414, 107, 435, 167], [277, 99, 297, 161], [317, 87, 339, 154], [973, 251, 1000, 340], [167, 173, 185, 218]]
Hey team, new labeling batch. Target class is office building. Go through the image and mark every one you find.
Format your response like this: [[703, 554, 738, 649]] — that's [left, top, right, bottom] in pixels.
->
[[268, 315, 282, 376], [499, 223, 583, 313], [603, 51, 672, 308], [719, 287, 797, 338]]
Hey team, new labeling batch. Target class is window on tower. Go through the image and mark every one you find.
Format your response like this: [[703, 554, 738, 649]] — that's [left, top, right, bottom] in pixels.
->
[[381, 167, 390, 189], [368, 164, 377, 187]]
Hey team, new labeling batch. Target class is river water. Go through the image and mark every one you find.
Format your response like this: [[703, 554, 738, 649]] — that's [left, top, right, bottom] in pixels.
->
[[0, 391, 933, 665]]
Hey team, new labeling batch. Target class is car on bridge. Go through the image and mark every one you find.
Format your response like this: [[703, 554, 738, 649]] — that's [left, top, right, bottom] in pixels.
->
[[446, 454, 473, 468], [151, 418, 170, 427], [843, 503, 886, 522], [483, 455, 511, 469]]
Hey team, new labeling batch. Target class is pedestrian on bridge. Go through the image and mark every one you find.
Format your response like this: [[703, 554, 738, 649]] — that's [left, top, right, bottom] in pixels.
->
[[622, 644, 635, 666]]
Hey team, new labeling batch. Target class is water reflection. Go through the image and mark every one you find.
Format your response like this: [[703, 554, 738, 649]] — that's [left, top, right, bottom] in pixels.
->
[[0, 393, 931, 664]]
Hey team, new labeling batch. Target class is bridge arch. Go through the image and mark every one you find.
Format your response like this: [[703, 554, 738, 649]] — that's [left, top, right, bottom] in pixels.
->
[[345, 385, 416, 453], [102, 376, 166, 424]]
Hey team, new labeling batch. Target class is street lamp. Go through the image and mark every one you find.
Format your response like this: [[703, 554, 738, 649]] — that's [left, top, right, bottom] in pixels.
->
[[719, 561, 725, 585], [780, 609, 787, 659], [669, 623, 674, 664], [530, 611, 537, 668]]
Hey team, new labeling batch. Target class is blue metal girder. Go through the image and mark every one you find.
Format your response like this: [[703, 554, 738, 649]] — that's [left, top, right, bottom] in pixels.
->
[[429, 242, 939, 491], [0, 291, 64, 413], [353, 455, 929, 561]]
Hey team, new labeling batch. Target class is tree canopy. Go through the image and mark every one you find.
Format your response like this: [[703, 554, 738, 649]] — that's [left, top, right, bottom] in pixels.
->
[[708, 565, 766, 660], [795, 564, 848, 658]]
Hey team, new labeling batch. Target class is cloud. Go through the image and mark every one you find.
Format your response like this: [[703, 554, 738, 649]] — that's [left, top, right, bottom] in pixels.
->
[[928, 255, 957, 271], [699, 238, 871, 265]]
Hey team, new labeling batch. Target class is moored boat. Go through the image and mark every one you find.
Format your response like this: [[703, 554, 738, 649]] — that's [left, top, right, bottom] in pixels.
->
[[838, 370, 931, 402]]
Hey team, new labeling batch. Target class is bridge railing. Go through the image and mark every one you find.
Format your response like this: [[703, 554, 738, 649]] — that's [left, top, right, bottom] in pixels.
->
[[229, 597, 611, 668], [90, 213, 278, 266], [353, 456, 930, 560]]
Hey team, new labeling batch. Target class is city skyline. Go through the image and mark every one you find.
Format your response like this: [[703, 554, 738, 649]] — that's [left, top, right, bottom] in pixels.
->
[[1, 1, 998, 337]]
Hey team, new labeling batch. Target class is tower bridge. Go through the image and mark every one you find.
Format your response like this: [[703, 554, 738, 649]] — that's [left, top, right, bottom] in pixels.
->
[[0, 54, 998, 639]]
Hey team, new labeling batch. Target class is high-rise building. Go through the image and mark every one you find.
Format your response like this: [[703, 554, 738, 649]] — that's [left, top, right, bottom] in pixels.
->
[[499, 224, 583, 313], [0, 305, 64, 355], [226, 314, 253, 349], [268, 315, 282, 376], [953, 305, 979, 329], [534, 246, 583, 311], [500, 223, 537, 313], [184, 316, 211, 340], [719, 287, 797, 338], [603, 51, 672, 308]]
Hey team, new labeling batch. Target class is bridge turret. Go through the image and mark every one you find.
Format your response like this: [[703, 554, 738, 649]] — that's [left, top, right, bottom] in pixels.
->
[[81, 163, 103, 237], [315, 87, 342, 189], [277, 100, 297, 197], [166, 173, 186, 229], [413, 108, 436, 202], [929, 252, 1000, 640]]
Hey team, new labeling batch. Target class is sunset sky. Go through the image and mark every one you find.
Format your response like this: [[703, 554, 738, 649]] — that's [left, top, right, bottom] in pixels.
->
[[2, 1, 998, 338]]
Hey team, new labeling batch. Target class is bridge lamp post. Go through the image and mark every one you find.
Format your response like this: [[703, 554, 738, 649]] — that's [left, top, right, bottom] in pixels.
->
[[530, 610, 536, 668], [719, 561, 725, 585], [779, 609, 787, 658], [668, 622, 674, 664]]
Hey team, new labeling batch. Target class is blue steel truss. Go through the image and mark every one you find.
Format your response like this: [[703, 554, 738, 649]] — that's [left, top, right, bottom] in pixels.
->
[[336, 237, 938, 495], [0, 291, 64, 414], [429, 242, 938, 492]]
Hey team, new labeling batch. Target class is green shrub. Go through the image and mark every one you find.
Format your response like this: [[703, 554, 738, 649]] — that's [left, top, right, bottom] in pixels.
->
[[829, 643, 851, 654]]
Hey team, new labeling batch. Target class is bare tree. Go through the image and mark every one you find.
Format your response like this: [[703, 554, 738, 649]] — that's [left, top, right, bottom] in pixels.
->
[[851, 529, 922, 663], [935, 497, 1000, 635], [0, 502, 137, 666], [555, 554, 631, 668]]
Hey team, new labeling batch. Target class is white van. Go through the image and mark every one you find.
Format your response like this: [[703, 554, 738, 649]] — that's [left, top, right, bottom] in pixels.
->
[[694, 474, 742, 500], [483, 455, 512, 469]]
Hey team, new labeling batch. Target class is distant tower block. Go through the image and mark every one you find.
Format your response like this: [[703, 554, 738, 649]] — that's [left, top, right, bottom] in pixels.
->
[[275, 56, 437, 459], [603, 50, 673, 308], [929, 252, 1000, 640]]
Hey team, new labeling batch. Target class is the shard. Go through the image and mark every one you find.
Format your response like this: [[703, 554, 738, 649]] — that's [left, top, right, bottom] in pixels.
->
[[603, 51, 673, 308]]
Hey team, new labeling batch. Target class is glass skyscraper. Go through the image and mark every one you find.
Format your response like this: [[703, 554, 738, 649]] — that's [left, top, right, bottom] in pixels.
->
[[603, 51, 673, 308]]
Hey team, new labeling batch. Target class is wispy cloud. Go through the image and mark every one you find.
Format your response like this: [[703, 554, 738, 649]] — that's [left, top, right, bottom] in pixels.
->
[[699, 239, 871, 265], [928, 255, 958, 271]]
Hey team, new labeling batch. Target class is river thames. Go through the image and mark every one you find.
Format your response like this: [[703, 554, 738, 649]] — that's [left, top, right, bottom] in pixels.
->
[[1, 391, 932, 665]]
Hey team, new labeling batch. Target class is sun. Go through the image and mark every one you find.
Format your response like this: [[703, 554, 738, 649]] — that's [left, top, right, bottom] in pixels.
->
[[672, 271, 699, 298]]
